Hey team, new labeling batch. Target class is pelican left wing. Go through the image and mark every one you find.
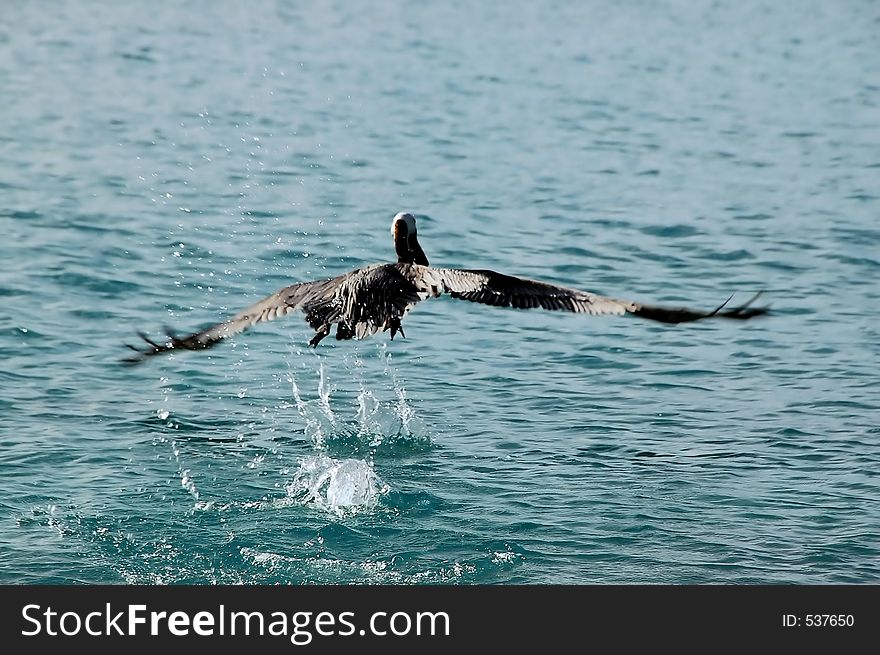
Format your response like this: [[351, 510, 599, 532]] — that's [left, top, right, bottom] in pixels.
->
[[123, 275, 345, 363]]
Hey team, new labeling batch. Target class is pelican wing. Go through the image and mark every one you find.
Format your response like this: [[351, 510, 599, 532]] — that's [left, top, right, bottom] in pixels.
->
[[123, 273, 347, 363], [414, 266, 768, 324]]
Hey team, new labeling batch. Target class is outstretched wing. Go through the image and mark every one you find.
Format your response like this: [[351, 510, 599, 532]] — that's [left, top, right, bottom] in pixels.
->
[[410, 266, 768, 323], [123, 273, 347, 364]]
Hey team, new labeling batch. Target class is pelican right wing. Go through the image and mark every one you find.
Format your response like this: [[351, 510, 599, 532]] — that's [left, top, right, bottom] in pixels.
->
[[413, 266, 768, 324]]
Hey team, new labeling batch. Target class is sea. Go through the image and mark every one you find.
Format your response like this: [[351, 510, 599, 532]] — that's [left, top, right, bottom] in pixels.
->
[[1, 0, 878, 584]]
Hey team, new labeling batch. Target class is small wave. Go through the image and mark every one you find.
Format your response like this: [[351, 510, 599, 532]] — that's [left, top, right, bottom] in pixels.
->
[[239, 546, 481, 584], [285, 454, 389, 517]]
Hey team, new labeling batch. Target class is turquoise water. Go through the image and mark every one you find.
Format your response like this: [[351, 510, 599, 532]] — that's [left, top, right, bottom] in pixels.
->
[[2, 0, 878, 584]]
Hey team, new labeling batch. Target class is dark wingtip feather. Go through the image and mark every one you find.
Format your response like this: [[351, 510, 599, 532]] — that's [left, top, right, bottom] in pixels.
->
[[633, 291, 771, 325], [715, 291, 771, 320], [135, 330, 163, 349], [121, 330, 172, 366], [708, 294, 735, 317]]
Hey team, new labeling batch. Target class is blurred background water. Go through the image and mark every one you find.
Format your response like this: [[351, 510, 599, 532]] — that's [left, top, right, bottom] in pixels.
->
[[1, 0, 878, 584]]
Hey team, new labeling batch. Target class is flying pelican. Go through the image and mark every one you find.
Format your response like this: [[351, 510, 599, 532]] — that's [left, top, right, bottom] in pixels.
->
[[124, 212, 768, 363]]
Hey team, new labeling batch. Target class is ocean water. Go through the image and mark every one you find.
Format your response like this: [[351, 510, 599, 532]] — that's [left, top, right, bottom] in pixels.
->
[[1, 0, 878, 584]]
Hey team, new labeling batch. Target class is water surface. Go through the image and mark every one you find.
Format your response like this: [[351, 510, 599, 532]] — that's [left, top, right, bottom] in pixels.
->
[[1, 0, 878, 584]]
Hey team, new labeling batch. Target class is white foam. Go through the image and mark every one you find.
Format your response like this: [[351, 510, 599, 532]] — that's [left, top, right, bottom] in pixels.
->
[[286, 454, 389, 516]]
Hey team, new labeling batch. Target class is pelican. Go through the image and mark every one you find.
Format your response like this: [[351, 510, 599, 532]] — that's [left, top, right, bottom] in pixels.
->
[[124, 212, 768, 363]]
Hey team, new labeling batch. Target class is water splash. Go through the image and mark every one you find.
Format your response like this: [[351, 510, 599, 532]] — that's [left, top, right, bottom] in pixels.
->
[[355, 384, 382, 444], [394, 385, 416, 436], [286, 349, 430, 455], [285, 454, 389, 517], [317, 361, 338, 432], [380, 344, 420, 437], [491, 546, 523, 566], [290, 372, 329, 448], [179, 467, 199, 501], [169, 439, 199, 502]]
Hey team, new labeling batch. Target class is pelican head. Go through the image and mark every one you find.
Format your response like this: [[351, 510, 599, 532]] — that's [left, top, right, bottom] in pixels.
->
[[391, 212, 429, 266]]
